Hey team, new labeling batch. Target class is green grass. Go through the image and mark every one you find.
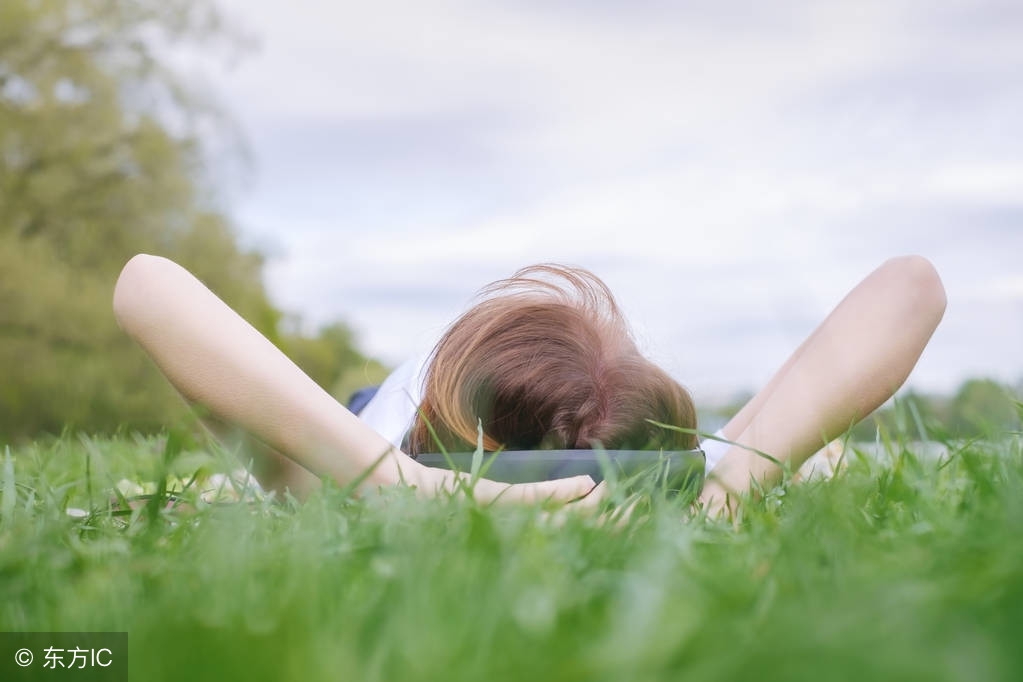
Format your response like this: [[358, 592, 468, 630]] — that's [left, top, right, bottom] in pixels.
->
[[2, 424, 1023, 682]]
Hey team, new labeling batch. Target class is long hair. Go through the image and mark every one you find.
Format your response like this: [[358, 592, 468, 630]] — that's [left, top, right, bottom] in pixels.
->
[[406, 264, 698, 454]]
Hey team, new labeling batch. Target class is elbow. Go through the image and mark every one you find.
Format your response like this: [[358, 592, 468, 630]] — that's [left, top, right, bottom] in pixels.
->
[[112, 253, 163, 333], [884, 255, 947, 327]]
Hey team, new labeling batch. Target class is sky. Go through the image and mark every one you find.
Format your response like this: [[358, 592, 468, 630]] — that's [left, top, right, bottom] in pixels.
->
[[186, 0, 1023, 404]]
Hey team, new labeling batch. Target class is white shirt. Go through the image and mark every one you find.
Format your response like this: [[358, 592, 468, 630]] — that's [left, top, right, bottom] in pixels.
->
[[356, 352, 432, 449]]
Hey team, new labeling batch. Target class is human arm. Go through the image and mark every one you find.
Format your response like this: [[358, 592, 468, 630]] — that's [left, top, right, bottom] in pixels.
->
[[699, 255, 947, 514], [112, 254, 596, 502]]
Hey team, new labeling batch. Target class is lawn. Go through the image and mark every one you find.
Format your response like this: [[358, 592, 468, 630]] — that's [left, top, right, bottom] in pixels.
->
[[2, 422, 1022, 682]]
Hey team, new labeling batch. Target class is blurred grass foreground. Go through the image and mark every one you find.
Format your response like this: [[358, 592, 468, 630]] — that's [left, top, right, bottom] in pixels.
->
[[2, 425, 1023, 682]]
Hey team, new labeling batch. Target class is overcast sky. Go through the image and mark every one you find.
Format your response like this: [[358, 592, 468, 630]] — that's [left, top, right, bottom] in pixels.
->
[[190, 0, 1023, 403]]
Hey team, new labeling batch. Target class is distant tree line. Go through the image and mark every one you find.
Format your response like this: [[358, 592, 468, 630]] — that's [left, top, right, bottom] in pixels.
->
[[848, 378, 1023, 442], [702, 378, 1022, 443], [0, 0, 386, 440]]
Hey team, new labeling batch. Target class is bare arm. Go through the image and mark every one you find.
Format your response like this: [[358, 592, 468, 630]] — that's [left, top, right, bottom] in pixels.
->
[[113, 254, 596, 503], [699, 255, 947, 514]]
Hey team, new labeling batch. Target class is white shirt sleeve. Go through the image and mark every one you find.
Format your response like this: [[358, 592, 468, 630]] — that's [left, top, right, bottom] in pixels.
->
[[701, 428, 730, 474], [356, 352, 432, 449]]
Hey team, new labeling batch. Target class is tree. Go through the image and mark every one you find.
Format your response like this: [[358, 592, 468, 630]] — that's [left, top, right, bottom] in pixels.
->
[[0, 0, 378, 438], [948, 378, 1020, 436]]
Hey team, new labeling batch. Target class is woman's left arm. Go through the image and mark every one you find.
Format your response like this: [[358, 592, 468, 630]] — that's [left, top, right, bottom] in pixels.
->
[[113, 254, 597, 504]]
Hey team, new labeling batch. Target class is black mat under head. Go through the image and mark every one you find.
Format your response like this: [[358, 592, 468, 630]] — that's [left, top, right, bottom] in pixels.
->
[[415, 448, 706, 489]]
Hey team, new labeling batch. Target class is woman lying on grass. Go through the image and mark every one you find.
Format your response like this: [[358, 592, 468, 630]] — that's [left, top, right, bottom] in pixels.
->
[[112, 254, 946, 515]]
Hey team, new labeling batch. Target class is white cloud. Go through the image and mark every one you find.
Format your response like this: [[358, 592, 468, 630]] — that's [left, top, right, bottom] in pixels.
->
[[925, 163, 1023, 205]]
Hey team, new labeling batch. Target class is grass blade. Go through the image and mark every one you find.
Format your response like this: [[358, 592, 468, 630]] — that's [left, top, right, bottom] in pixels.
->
[[2, 446, 16, 524]]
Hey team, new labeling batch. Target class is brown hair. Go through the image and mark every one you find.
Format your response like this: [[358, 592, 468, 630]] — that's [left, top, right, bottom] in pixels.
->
[[407, 264, 698, 454]]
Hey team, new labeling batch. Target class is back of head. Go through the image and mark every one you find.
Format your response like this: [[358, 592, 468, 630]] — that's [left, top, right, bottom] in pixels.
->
[[407, 264, 698, 454]]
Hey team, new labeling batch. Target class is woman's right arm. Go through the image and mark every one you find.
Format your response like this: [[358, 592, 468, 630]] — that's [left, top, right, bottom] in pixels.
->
[[113, 254, 596, 503]]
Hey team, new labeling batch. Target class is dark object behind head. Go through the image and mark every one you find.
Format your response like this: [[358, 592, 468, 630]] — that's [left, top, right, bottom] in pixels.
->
[[416, 448, 706, 493]]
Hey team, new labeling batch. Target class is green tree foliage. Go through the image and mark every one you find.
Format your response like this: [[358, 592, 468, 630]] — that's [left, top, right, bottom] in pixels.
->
[[947, 378, 1021, 435], [848, 379, 1022, 442], [0, 0, 383, 439]]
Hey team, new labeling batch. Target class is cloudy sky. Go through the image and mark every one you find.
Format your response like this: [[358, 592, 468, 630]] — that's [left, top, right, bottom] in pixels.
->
[[191, 0, 1022, 403]]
